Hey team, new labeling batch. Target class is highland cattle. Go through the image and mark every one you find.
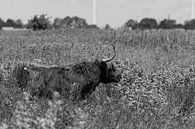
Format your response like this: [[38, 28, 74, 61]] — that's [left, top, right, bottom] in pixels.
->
[[13, 45, 121, 101]]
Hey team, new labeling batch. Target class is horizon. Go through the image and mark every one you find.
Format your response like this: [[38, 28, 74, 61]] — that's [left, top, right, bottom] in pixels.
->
[[0, 0, 194, 27]]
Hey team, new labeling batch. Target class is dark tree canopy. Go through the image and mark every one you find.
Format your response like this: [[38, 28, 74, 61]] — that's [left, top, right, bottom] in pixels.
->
[[53, 16, 88, 29], [14, 19, 24, 28], [85, 24, 99, 29], [124, 18, 186, 30], [27, 14, 51, 30], [184, 19, 195, 30], [104, 24, 112, 30], [124, 19, 139, 30], [0, 18, 4, 29], [158, 19, 177, 29], [5, 19, 15, 27], [139, 18, 157, 29], [53, 18, 63, 29], [0, 18, 24, 29]]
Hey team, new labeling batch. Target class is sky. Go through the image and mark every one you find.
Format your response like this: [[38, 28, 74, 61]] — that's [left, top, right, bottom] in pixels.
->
[[0, 0, 193, 27]]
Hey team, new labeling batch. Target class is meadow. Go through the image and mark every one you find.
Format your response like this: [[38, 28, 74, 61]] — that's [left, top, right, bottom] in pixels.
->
[[1, 28, 195, 129]]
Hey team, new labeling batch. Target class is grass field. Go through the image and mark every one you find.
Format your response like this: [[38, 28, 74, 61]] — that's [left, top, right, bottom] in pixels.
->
[[1, 29, 195, 129]]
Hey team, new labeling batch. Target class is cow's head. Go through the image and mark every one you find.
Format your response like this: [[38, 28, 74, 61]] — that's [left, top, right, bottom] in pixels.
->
[[99, 45, 121, 83]]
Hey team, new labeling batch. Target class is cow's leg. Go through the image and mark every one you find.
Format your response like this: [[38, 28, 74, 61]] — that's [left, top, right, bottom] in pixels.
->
[[80, 82, 96, 99]]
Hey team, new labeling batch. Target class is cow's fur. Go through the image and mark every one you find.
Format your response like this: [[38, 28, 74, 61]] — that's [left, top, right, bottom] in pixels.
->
[[12, 59, 121, 100]]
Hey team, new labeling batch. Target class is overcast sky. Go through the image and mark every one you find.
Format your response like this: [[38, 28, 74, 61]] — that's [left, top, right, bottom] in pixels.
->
[[0, 0, 193, 27]]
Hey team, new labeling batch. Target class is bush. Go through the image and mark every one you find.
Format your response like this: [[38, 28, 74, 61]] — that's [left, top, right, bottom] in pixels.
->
[[27, 14, 51, 30]]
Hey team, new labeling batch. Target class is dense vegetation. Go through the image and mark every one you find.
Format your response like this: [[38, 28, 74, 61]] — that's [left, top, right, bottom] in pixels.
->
[[1, 14, 195, 30], [1, 29, 195, 128]]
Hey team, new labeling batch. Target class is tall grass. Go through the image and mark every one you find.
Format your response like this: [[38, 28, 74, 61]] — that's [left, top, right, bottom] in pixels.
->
[[1, 29, 195, 128]]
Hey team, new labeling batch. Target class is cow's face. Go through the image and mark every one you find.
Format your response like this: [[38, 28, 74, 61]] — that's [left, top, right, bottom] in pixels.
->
[[99, 45, 121, 83], [100, 61, 121, 83]]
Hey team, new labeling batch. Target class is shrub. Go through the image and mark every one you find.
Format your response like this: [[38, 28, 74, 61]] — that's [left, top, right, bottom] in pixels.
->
[[27, 14, 51, 30]]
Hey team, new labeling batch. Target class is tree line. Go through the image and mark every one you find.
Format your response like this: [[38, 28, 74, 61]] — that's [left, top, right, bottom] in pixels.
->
[[0, 18, 24, 29], [0, 14, 98, 30], [1, 14, 195, 30], [124, 18, 195, 30]]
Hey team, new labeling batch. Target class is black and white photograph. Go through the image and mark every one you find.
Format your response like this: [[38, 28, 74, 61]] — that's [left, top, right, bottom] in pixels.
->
[[1, 0, 195, 128]]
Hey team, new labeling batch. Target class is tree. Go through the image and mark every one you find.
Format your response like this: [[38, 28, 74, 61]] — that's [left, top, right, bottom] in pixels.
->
[[174, 24, 184, 29], [27, 14, 51, 30], [14, 19, 24, 28], [76, 17, 88, 28], [86, 24, 99, 29], [184, 19, 195, 30], [158, 19, 176, 29], [139, 18, 158, 29], [53, 16, 88, 29], [104, 24, 112, 30], [62, 16, 72, 28], [5, 19, 15, 27], [3, 18, 24, 28], [124, 19, 139, 30], [0, 18, 5, 29], [70, 16, 87, 28], [53, 18, 63, 29]]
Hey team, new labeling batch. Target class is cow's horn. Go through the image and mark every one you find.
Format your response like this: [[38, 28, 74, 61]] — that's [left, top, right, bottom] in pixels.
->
[[102, 45, 116, 62]]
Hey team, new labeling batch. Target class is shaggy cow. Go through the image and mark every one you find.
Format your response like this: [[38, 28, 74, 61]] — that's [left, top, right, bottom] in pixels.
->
[[13, 46, 121, 100]]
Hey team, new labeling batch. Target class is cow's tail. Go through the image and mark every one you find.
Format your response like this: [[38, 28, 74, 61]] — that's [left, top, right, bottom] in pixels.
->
[[12, 62, 31, 89], [12, 62, 48, 89]]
